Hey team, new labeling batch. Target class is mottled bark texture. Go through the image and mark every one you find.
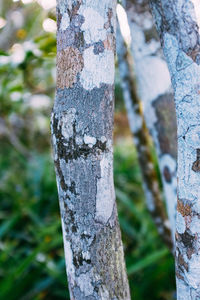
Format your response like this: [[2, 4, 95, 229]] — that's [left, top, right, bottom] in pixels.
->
[[124, 0, 177, 244], [116, 22, 172, 250], [51, 1, 130, 299], [149, 0, 200, 298]]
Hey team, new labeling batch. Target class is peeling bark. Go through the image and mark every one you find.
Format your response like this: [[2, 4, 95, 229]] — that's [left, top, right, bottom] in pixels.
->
[[149, 0, 200, 298], [123, 0, 177, 245], [51, 1, 130, 299], [116, 22, 172, 250]]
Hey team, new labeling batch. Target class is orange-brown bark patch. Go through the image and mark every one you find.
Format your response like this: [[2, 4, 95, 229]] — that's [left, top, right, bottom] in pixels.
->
[[177, 199, 192, 217], [103, 34, 115, 51], [57, 47, 84, 89]]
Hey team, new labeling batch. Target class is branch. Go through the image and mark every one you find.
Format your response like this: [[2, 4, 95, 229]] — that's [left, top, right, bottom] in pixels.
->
[[117, 20, 173, 251]]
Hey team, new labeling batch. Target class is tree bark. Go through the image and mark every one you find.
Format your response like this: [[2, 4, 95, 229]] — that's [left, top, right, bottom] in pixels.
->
[[124, 0, 177, 243], [51, 1, 130, 299], [116, 21, 172, 250], [149, 0, 200, 298]]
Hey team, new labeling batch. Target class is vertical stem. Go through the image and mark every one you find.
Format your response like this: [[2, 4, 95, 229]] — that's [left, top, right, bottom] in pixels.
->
[[117, 21, 172, 250], [149, 0, 200, 298], [51, 1, 130, 299], [124, 0, 177, 245]]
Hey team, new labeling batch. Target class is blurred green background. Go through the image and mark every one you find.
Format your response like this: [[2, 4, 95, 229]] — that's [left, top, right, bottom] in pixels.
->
[[0, 1, 175, 299]]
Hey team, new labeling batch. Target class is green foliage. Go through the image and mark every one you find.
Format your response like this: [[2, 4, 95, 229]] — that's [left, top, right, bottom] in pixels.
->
[[0, 142, 175, 299], [114, 141, 175, 300], [0, 1, 175, 299]]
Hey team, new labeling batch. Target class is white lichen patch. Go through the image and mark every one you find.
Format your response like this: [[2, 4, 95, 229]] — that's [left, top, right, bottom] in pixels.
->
[[193, 190, 200, 214], [159, 154, 177, 238], [61, 218, 75, 285], [143, 183, 155, 212], [84, 135, 96, 147], [163, 178, 176, 238], [79, 0, 115, 22], [95, 151, 115, 224], [57, 0, 68, 14], [79, 7, 107, 44], [100, 136, 107, 143], [129, 22, 159, 58], [77, 272, 94, 296], [177, 101, 200, 138], [52, 133, 58, 160], [60, 12, 70, 30], [133, 113, 143, 133], [75, 135, 83, 145], [121, 87, 139, 135], [185, 126, 200, 148], [137, 56, 171, 105], [164, 219, 171, 230], [185, 253, 200, 290], [80, 46, 114, 90], [191, 0, 200, 32], [176, 212, 186, 234], [177, 280, 191, 300], [163, 33, 178, 74], [189, 215, 199, 234], [160, 154, 177, 174], [82, 251, 90, 260], [60, 108, 76, 141]]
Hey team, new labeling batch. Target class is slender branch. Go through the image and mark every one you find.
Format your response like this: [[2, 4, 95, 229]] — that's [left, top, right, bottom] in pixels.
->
[[123, 0, 177, 245], [149, 0, 200, 297], [51, 1, 130, 299], [0, 117, 29, 158], [117, 20, 173, 250]]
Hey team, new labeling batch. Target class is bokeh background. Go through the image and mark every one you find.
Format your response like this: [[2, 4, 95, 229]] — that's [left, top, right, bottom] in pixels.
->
[[0, 0, 175, 299]]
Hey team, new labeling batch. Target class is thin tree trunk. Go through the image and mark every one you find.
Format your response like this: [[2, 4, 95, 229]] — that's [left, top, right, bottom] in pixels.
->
[[116, 21, 172, 250], [149, 0, 200, 298], [124, 0, 177, 243], [51, 1, 130, 299]]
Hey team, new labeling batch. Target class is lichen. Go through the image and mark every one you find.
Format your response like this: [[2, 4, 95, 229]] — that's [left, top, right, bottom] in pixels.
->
[[79, 7, 107, 44], [80, 46, 114, 90], [60, 12, 70, 31], [95, 151, 115, 224]]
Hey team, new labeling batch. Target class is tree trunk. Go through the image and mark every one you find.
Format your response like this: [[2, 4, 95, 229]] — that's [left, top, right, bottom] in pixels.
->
[[51, 1, 130, 299], [149, 0, 200, 298], [124, 0, 177, 243], [116, 21, 172, 250]]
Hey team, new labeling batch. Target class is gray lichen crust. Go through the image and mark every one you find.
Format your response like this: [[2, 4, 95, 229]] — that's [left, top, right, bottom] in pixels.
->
[[51, 1, 130, 299], [149, 0, 200, 298]]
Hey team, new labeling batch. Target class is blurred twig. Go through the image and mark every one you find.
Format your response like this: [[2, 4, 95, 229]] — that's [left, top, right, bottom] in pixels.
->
[[0, 1, 24, 51], [0, 117, 29, 158]]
